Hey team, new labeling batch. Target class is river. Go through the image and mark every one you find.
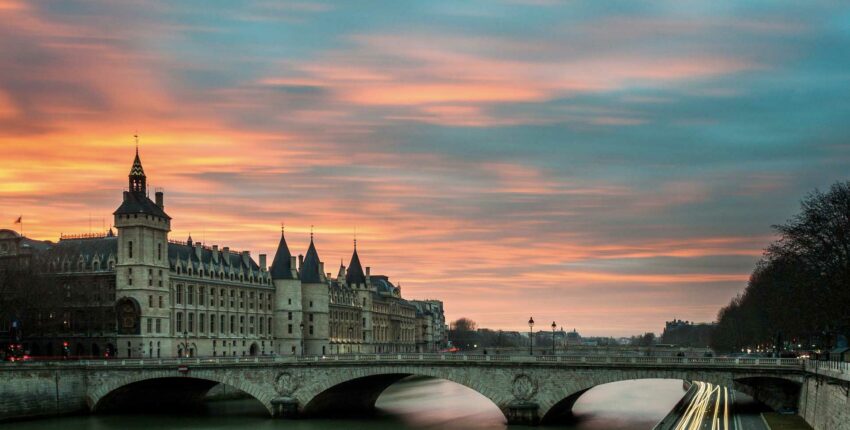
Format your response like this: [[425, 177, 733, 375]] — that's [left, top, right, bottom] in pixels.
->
[[3, 377, 686, 429]]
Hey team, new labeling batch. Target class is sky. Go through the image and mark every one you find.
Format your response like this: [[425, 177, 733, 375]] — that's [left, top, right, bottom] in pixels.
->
[[1, 1, 849, 336]]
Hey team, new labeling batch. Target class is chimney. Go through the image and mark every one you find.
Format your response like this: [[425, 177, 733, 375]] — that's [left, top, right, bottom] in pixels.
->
[[155, 191, 164, 209], [290, 256, 297, 277], [318, 262, 324, 279], [259, 254, 267, 271], [366, 266, 371, 277], [194, 243, 202, 259], [241, 250, 250, 266], [212, 245, 219, 262], [123, 191, 129, 202], [298, 254, 304, 269], [222, 246, 229, 256]]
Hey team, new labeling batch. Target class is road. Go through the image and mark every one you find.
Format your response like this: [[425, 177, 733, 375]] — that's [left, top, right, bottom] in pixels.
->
[[669, 381, 768, 430]]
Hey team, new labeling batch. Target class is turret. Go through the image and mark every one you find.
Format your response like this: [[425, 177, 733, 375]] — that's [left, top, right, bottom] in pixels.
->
[[270, 227, 303, 355], [300, 233, 329, 355]]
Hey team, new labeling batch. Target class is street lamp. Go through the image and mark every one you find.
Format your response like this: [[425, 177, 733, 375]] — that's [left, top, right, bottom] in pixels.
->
[[551, 321, 557, 355], [349, 326, 353, 355], [528, 317, 535, 356], [300, 322, 305, 357]]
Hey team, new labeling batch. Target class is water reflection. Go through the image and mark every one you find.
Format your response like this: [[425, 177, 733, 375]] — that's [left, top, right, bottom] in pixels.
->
[[2, 377, 685, 430]]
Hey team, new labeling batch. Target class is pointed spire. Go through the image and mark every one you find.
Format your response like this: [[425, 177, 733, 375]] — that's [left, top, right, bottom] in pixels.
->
[[301, 234, 323, 283], [346, 240, 366, 285], [270, 226, 295, 280], [187, 234, 193, 246], [128, 136, 146, 193]]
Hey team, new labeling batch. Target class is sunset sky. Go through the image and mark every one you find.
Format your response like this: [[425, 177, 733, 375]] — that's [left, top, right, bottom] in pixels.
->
[[1, 1, 848, 336]]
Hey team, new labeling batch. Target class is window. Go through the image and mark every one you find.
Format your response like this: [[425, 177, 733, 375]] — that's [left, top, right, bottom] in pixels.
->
[[128, 241, 133, 259], [288, 298, 291, 305], [176, 312, 183, 332], [210, 314, 216, 333], [158, 296, 163, 308], [288, 324, 292, 334], [288, 312, 292, 320], [250, 316, 255, 334], [148, 295, 153, 307], [176, 287, 183, 304], [239, 316, 245, 334], [158, 243, 162, 260], [147, 318, 152, 333], [188, 286, 194, 305], [188, 313, 194, 332], [155, 319, 161, 333], [309, 301, 313, 308], [268, 318, 272, 335], [309, 325, 314, 335], [230, 316, 235, 334], [309, 314, 314, 322], [221, 315, 226, 334], [199, 313, 205, 333]]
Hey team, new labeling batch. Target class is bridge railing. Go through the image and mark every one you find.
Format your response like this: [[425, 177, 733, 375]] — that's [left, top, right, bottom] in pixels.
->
[[0, 353, 805, 368], [805, 359, 850, 380]]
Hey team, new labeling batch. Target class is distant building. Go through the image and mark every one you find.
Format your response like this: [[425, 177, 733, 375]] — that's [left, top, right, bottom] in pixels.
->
[[660, 319, 716, 347]]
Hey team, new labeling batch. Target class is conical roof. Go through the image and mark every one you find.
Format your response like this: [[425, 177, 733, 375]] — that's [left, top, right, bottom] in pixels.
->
[[346, 246, 366, 285], [270, 229, 295, 280], [129, 149, 145, 177], [300, 237, 323, 283]]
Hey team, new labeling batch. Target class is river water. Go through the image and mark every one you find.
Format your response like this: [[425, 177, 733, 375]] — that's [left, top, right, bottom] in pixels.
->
[[5, 378, 686, 430]]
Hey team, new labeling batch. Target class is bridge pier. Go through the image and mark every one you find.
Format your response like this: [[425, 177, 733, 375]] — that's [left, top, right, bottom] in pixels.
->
[[270, 397, 299, 419], [505, 401, 540, 426]]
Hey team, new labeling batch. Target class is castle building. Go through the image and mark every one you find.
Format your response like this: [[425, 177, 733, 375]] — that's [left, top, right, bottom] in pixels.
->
[[0, 149, 446, 358]]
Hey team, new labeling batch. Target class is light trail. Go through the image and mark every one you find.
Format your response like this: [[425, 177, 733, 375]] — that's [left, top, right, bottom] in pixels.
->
[[672, 381, 733, 430]]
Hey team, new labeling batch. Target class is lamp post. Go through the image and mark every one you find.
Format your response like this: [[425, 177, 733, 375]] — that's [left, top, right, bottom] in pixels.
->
[[349, 326, 353, 355], [551, 321, 557, 355], [299, 322, 305, 357], [528, 317, 535, 356]]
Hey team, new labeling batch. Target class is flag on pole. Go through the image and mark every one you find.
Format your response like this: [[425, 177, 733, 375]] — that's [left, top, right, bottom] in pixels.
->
[[14, 216, 21, 224]]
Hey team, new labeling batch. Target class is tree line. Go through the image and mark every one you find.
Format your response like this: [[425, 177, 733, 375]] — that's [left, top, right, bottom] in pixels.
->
[[711, 181, 850, 353]]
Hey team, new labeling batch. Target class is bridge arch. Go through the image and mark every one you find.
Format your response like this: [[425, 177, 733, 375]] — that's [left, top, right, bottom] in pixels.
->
[[538, 370, 803, 424], [295, 365, 511, 420], [88, 370, 275, 415]]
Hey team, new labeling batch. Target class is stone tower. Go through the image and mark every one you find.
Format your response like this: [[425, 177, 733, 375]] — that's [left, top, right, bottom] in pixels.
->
[[347, 240, 374, 352], [113, 147, 172, 358], [300, 234, 329, 355], [270, 228, 303, 355]]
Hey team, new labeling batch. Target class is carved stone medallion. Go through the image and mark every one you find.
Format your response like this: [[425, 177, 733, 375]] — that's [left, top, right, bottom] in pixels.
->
[[511, 374, 537, 401], [275, 372, 299, 396]]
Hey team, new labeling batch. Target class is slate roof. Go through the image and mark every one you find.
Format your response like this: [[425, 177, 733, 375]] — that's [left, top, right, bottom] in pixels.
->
[[369, 275, 395, 294], [113, 191, 170, 219], [168, 242, 268, 282], [46, 236, 118, 271], [270, 230, 296, 280], [300, 238, 323, 284], [346, 248, 367, 285]]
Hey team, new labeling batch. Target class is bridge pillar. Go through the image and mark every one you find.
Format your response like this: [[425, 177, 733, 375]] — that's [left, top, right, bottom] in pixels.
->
[[270, 397, 299, 419], [505, 401, 539, 426]]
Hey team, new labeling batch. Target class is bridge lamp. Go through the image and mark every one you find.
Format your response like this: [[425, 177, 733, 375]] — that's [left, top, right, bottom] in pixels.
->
[[551, 321, 557, 355], [528, 317, 535, 356]]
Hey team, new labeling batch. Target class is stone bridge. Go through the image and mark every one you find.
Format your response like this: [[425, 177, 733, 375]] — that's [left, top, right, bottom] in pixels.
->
[[1, 354, 807, 425]]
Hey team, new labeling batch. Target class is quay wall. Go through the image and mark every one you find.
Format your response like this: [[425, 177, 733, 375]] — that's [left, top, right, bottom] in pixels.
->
[[0, 366, 87, 421], [799, 374, 850, 430]]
